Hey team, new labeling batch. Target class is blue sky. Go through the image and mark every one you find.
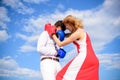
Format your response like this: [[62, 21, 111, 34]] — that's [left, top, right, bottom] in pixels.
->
[[0, 0, 120, 80]]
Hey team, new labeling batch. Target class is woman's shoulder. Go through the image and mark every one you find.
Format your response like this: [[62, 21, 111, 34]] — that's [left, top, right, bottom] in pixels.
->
[[76, 28, 85, 34], [76, 28, 86, 40]]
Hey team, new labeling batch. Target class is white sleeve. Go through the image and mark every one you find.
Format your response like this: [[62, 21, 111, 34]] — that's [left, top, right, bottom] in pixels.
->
[[37, 31, 57, 56]]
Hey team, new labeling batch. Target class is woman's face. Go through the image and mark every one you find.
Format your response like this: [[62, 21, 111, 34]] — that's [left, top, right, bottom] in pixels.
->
[[65, 23, 72, 32]]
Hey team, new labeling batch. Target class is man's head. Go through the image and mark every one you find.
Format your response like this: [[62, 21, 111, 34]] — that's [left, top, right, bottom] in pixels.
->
[[54, 20, 66, 31]]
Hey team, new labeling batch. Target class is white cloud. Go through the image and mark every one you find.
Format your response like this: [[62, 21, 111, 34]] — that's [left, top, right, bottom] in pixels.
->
[[97, 53, 120, 69], [0, 30, 10, 42], [16, 33, 38, 43], [23, 18, 45, 33], [0, 56, 41, 79], [0, 7, 10, 42], [23, 0, 49, 4], [113, 17, 120, 26], [19, 45, 36, 52], [16, 33, 28, 41], [16, 33, 38, 52], [2, 0, 34, 14], [0, 7, 10, 29], [0, 56, 18, 70]]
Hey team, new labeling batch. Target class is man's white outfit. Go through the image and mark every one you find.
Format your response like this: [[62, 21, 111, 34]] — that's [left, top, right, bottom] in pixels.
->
[[37, 31, 61, 80]]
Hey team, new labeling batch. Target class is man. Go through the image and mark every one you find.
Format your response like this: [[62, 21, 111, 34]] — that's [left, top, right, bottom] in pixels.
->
[[37, 20, 66, 80]]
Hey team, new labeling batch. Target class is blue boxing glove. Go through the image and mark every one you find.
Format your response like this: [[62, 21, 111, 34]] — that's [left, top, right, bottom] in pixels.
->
[[56, 48, 66, 58], [56, 30, 66, 58], [56, 30, 65, 41]]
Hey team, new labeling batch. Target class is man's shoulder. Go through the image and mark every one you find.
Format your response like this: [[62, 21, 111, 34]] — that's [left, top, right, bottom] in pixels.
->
[[40, 31, 49, 36], [41, 31, 48, 34]]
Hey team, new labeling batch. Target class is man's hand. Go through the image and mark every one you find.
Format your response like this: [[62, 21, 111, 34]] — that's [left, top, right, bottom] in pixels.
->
[[56, 30, 65, 41], [56, 48, 66, 58], [45, 23, 56, 38]]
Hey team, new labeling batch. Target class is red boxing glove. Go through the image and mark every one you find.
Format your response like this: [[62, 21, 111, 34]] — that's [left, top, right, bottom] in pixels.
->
[[44, 23, 56, 37], [45, 23, 51, 31]]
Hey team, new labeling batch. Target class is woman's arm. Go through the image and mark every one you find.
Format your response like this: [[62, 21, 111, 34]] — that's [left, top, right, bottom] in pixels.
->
[[65, 33, 71, 38], [53, 29, 84, 47]]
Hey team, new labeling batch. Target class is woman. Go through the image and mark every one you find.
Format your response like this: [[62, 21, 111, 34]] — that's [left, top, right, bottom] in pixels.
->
[[46, 15, 99, 80]]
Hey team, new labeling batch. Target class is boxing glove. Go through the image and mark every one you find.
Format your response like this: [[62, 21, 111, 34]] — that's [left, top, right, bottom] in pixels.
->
[[45, 23, 56, 37], [45, 23, 51, 31], [56, 48, 66, 58], [56, 30, 65, 41]]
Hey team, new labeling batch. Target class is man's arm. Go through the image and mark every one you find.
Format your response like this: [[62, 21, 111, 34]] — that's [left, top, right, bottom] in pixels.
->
[[37, 31, 57, 56]]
